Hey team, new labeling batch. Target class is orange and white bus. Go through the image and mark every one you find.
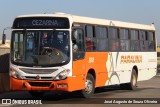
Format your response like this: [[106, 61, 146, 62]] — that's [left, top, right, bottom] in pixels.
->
[[10, 12, 157, 98]]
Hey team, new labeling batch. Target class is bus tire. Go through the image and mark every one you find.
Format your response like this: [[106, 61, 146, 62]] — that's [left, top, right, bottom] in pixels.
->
[[80, 73, 95, 98], [29, 91, 45, 98], [120, 69, 137, 90], [129, 69, 137, 90]]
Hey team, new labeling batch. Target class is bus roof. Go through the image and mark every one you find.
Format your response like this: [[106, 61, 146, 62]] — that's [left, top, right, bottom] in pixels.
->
[[15, 12, 155, 31]]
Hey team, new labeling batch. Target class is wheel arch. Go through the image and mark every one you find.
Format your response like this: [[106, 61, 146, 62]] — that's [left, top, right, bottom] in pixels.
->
[[133, 65, 138, 78], [87, 69, 96, 81]]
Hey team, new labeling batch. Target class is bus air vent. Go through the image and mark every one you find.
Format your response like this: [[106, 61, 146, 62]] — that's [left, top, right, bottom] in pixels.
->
[[29, 82, 51, 87], [20, 68, 58, 74]]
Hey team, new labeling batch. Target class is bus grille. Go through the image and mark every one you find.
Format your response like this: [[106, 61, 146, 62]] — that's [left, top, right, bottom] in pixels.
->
[[24, 76, 53, 80], [20, 68, 58, 74], [29, 82, 51, 87]]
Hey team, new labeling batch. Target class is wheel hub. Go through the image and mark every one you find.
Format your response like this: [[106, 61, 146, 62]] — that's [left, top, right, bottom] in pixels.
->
[[85, 79, 93, 94]]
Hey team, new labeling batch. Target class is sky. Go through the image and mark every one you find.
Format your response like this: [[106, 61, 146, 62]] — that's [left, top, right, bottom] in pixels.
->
[[0, 0, 160, 44]]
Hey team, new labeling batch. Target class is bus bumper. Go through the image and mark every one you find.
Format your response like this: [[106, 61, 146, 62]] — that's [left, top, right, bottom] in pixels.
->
[[10, 76, 85, 92]]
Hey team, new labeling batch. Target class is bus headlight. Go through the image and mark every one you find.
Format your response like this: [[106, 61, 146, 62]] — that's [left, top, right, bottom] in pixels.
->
[[54, 69, 70, 80], [10, 69, 23, 79]]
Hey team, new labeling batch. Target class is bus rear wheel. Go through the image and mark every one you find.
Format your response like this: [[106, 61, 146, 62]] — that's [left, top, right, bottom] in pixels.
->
[[129, 69, 138, 90], [79, 73, 95, 98], [120, 69, 137, 90]]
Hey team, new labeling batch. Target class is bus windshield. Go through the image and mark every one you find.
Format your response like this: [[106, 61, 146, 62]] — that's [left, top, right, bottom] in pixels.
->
[[11, 30, 70, 67]]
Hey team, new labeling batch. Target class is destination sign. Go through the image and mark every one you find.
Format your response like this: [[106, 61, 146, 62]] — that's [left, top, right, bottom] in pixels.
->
[[13, 17, 70, 29], [32, 20, 59, 26]]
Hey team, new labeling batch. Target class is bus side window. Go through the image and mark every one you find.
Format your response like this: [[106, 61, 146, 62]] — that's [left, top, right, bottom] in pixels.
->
[[108, 27, 119, 51], [86, 25, 96, 51], [96, 26, 108, 51], [148, 31, 155, 51], [130, 30, 140, 51], [86, 37, 93, 50], [140, 30, 148, 51], [120, 29, 130, 51]]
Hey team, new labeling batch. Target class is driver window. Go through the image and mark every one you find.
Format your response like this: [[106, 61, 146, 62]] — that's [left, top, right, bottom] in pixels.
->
[[73, 29, 84, 52], [72, 29, 85, 60]]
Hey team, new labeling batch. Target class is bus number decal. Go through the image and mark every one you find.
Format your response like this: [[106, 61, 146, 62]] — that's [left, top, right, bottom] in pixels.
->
[[89, 57, 94, 63]]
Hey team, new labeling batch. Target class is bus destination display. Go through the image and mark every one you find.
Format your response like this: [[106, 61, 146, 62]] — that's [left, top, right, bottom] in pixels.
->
[[13, 17, 70, 29]]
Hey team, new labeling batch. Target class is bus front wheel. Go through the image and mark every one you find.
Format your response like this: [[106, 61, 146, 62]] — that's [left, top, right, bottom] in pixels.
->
[[79, 73, 95, 98]]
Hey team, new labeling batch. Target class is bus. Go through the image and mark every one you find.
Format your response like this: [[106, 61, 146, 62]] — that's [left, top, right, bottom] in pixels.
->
[[9, 12, 157, 98]]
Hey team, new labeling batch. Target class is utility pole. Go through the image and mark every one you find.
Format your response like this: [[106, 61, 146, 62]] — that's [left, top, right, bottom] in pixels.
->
[[2, 27, 11, 44]]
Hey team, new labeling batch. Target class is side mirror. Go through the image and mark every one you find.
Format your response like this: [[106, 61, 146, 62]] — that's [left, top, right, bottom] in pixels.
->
[[2, 34, 6, 44]]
